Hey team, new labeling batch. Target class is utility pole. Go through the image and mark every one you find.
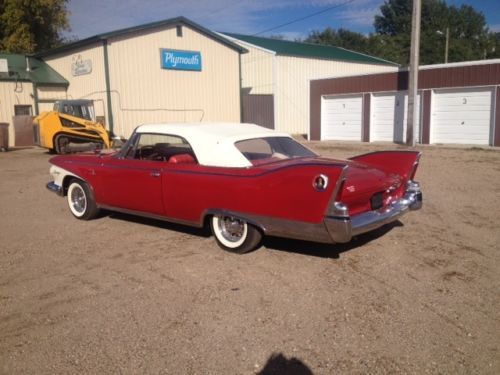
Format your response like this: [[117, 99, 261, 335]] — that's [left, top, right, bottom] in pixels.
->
[[406, 0, 421, 147]]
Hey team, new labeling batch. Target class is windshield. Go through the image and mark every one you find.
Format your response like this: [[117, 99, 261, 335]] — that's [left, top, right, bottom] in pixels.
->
[[235, 136, 317, 166]]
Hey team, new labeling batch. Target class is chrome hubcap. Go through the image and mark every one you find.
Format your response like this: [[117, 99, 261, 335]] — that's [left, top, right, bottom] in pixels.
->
[[218, 216, 245, 243], [70, 186, 86, 213]]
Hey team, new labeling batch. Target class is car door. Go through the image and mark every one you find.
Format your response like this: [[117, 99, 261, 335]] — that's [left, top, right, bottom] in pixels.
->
[[92, 133, 170, 215], [96, 158, 164, 215]]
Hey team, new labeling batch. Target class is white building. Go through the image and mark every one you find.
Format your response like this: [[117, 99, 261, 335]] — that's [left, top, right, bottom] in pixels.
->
[[222, 33, 398, 136], [309, 59, 500, 146], [34, 17, 246, 138], [0, 53, 68, 147]]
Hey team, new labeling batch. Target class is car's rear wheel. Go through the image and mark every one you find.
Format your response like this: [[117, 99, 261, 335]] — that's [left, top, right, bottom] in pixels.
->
[[210, 215, 262, 253], [67, 179, 99, 220]]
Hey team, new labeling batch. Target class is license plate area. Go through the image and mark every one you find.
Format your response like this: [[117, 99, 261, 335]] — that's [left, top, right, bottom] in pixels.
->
[[370, 192, 384, 210]]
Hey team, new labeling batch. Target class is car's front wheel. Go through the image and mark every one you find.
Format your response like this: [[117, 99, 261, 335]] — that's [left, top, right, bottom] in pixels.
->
[[210, 215, 262, 253], [67, 179, 99, 220]]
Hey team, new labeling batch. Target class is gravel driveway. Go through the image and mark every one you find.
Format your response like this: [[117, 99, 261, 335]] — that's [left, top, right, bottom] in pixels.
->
[[1, 142, 499, 374]]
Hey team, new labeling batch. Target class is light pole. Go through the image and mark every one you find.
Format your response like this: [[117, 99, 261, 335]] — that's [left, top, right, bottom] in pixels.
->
[[437, 27, 449, 63]]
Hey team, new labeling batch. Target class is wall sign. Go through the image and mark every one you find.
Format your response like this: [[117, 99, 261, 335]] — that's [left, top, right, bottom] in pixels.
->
[[160, 49, 202, 71], [71, 54, 92, 76]]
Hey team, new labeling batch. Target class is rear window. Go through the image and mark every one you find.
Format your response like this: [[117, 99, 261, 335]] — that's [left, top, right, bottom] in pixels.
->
[[235, 137, 317, 166]]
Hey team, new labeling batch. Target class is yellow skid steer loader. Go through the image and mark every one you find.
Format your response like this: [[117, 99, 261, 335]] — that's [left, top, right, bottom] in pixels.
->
[[33, 100, 112, 154]]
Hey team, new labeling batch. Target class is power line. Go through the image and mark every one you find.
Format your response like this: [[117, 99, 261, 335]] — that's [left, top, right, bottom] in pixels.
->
[[253, 0, 356, 36]]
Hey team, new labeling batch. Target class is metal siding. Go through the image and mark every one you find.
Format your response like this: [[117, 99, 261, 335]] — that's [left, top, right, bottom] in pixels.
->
[[362, 93, 370, 142], [39, 102, 55, 113], [242, 94, 274, 129], [275, 56, 397, 135], [0, 82, 34, 147], [36, 86, 67, 101], [311, 63, 500, 95], [310, 62, 500, 142], [239, 44, 274, 95], [421, 90, 431, 144], [107, 25, 241, 138], [431, 87, 494, 145], [42, 43, 107, 120]]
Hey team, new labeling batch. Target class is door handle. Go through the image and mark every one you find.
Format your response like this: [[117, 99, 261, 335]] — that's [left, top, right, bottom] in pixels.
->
[[150, 171, 160, 177]]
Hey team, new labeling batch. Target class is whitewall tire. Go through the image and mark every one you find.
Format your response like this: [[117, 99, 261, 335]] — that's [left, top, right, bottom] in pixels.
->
[[210, 215, 262, 254], [67, 180, 99, 220]]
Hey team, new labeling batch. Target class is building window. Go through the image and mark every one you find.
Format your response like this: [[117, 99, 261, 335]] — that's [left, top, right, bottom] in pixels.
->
[[176, 25, 183, 37], [14, 105, 32, 116]]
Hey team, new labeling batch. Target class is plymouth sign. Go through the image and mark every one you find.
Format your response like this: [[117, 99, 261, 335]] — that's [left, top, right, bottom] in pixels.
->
[[161, 49, 202, 71]]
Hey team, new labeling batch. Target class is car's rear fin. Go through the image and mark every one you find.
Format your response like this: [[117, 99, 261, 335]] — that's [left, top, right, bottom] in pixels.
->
[[349, 151, 421, 181], [325, 164, 349, 218]]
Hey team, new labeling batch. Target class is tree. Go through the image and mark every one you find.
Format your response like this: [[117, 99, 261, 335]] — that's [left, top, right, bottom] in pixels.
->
[[305, 0, 500, 65], [374, 0, 498, 64], [0, 0, 70, 53], [305, 28, 371, 55]]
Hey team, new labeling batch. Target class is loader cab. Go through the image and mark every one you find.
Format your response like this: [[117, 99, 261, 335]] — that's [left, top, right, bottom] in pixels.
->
[[53, 100, 96, 122]]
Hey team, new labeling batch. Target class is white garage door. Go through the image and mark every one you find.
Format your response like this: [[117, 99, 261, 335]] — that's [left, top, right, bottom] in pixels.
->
[[431, 87, 493, 145], [321, 95, 363, 141], [371, 91, 421, 143]]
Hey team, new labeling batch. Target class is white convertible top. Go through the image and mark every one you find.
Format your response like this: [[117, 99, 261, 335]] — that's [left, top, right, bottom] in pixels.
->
[[135, 122, 292, 167]]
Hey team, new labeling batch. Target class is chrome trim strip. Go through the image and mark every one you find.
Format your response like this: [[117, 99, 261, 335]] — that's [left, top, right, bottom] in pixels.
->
[[249, 215, 333, 244], [46, 181, 64, 196], [98, 205, 204, 228], [409, 152, 422, 179], [325, 165, 349, 217], [324, 217, 351, 243]]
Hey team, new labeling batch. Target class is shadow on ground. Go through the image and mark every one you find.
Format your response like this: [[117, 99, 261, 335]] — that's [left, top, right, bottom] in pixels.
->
[[262, 221, 402, 258], [258, 352, 314, 375], [106, 211, 211, 238], [1, 146, 35, 152], [105, 210, 402, 258]]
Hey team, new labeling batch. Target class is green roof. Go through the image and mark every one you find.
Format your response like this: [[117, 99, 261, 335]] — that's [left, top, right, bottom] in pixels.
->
[[35, 16, 247, 58], [223, 33, 398, 66], [0, 53, 68, 85]]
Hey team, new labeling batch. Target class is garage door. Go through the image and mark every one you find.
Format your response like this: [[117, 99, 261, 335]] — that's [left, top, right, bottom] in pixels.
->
[[431, 87, 494, 145], [371, 92, 421, 143], [321, 95, 363, 141]]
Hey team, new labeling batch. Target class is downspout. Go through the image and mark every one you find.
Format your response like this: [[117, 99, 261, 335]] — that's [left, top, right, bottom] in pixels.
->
[[273, 53, 277, 131], [27, 56, 39, 115], [32, 82, 39, 115], [102, 39, 114, 134], [239, 53, 243, 123]]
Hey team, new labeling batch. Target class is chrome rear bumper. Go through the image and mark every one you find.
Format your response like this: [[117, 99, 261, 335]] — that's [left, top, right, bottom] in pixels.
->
[[325, 182, 422, 243]]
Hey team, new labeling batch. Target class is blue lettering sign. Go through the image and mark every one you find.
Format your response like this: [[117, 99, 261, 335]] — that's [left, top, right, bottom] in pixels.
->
[[161, 49, 202, 71]]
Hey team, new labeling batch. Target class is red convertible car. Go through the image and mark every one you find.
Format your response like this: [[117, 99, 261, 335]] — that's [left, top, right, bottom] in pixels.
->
[[47, 123, 422, 253]]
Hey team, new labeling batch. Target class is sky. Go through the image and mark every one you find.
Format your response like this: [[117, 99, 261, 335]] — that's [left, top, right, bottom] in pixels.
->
[[63, 0, 500, 41]]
